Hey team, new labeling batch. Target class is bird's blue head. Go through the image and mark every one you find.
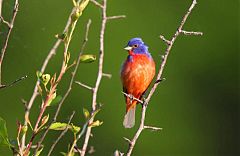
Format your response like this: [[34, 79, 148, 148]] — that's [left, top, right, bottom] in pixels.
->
[[124, 38, 150, 55]]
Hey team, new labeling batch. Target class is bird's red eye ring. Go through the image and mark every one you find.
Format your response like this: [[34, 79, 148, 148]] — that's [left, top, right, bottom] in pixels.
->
[[133, 44, 138, 48]]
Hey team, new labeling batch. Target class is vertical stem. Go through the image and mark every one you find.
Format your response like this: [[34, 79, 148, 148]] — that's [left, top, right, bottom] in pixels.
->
[[81, 0, 107, 155]]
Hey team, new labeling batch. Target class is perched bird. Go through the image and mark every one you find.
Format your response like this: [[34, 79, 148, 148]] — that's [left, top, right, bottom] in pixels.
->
[[121, 38, 155, 128]]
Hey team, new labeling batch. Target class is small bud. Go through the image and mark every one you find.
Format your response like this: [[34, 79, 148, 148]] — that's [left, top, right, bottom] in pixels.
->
[[71, 124, 80, 134], [83, 108, 90, 119], [41, 74, 51, 86], [78, 0, 90, 11], [55, 33, 67, 40], [71, 9, 81, 22], [89, 120, 103, 128], [36, 71, 42, 78], [21, 125, 28, 134], [41, 114, 49, 127]]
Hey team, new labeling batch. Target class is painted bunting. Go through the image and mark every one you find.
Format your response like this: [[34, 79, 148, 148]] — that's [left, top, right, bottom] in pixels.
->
[[121, 38, 155, 128]]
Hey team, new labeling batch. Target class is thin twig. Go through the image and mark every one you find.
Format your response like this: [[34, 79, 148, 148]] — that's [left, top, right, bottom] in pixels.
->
[[47, 111, 75, 156], [75, 81, 93, 91], [0, 75, 27, 89], [125, 0, 202, 155], [34, 19, 92, 154], [90, 0, 103, 8], [180, 30, 203, 35], [21, 0, 88, 150], [107, 15, 126, 20], [0, 0, 19, 87], [123, 137, 131, 144], [159, 35, 171, 45], [0, 16, 11, 27], [144, 125, 162, 131]]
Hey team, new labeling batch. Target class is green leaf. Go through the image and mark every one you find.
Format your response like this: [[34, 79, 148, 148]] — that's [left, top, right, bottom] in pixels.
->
[[49, 122, 68, 131], [49, 122, 80, 134], [35, 146, 44, 156], [36, 71, 42, 79], [49, 95, 62, 106], [80, 54, 96, 63], [83, 108, 90, 119], [0, 117, 10, 147]]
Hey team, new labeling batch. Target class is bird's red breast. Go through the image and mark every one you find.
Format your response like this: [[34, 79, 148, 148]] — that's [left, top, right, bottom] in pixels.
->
[[121, 52, 155, 112]]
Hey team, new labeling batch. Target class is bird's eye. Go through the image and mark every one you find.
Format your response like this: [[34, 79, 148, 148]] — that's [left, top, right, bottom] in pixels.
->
[[133, 44, 138, 48]]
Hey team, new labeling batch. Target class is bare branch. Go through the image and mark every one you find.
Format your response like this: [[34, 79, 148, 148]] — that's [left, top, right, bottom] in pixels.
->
[[144, 125, 162, 131], [0, 75, 27, 89], [123, 137, 131, 144], [125, 0, 202, 155], [107, 15, 126, 20], [75, 81, 93, 91], [47, 111, 75, 156], [0, 0, 19, 87], [180, 30, 203, 35], [114, 150, 124, 156], [159, 35, 171, 45], [90, 0, 103, 8], [81, 0, 125, 155], [0, 16, 11, 27]]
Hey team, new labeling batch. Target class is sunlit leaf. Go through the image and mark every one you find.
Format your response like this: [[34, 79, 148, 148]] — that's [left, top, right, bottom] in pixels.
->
[[80, 54, 96, 63], [41, 74, 51, 86], [49, 122, 68, 131]]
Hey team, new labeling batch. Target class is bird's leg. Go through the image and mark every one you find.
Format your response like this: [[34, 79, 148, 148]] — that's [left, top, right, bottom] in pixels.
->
[[129, 94, 134, 104]]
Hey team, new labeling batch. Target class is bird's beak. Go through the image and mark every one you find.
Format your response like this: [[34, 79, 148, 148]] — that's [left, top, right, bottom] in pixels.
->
[[124, 46, 132, 51]]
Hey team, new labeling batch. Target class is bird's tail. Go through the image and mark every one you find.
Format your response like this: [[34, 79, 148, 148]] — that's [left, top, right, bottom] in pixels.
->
[[123, 104, 136, 128]]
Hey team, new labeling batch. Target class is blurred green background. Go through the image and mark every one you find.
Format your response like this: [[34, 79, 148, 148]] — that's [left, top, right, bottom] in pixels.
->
[[0, 0, 238, 156]]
